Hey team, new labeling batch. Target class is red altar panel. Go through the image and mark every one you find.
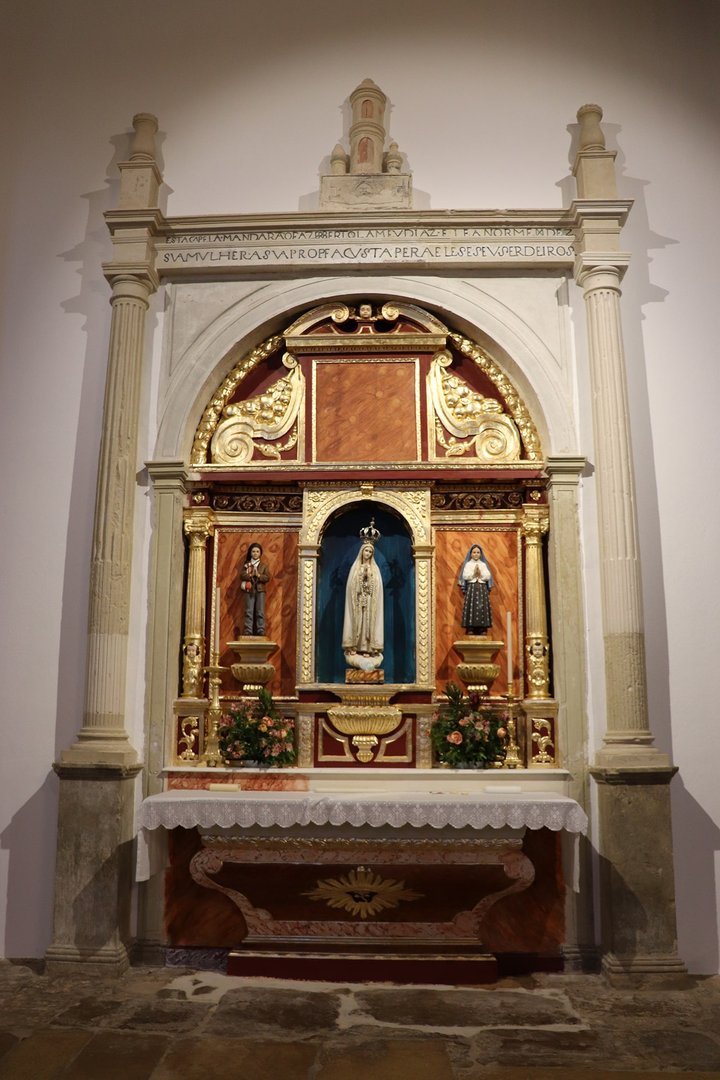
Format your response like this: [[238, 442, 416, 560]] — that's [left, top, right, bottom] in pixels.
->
[[435, 528, 520, 692], [215, 529, 299, 698], [314, 359, 419, 462]]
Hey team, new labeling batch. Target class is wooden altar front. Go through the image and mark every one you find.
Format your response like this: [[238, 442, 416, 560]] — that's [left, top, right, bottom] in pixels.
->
[[138, 786, 586, 982]]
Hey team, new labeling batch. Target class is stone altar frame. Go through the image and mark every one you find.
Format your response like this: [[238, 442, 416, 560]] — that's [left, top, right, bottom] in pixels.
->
[[46, 105, 685, 981]]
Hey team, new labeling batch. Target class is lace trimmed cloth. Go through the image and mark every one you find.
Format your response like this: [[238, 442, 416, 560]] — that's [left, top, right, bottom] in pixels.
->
[[135, 789, 587, 881]]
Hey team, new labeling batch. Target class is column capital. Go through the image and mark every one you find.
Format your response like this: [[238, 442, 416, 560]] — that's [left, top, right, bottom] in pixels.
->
[[545, 456, 587, 485], [146, 459, 190, 490], [574, 252, 630, 290], [184, 508, 215, 543], [520, 503, 549, 541]]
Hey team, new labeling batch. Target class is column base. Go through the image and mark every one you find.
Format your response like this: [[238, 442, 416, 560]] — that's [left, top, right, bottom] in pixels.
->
[[591, 765, 685, 977], [602, 951, 689, 986], [44, 942, 131, 977], [561, 944, 601, 973], [48, 762, 142, 976]]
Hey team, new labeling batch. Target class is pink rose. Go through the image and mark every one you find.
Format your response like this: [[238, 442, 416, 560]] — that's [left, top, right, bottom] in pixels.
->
[[447, 730, 463, 745], [496, 727, 507, 739], [458, 718, 470, 727]]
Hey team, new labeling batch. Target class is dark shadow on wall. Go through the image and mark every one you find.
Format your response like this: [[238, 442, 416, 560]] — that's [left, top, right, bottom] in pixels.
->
[[558, 118, 677, 760], [670, 777, 720, 974], [53, 126, 171, 761], [0, 773, 59, 958]]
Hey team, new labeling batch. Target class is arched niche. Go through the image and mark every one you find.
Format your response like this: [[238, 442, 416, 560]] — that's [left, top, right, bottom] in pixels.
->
[[315, 500, 415, 685], [297, 484, 433, 688]]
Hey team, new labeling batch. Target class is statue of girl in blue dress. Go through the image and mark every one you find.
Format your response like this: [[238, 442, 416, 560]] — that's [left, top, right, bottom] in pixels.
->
[[458, 543, 494, 635]]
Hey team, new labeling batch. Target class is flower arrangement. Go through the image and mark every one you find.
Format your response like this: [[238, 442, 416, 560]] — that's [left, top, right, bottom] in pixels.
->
[[218, 688, 297, 767], [430, 682, 508, 769]]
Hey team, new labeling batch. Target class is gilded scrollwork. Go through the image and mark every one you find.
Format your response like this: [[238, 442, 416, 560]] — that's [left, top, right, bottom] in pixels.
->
[[429, 349, 522, 463], [531, 716, 556, 765], [448, 333, 542, 461], [190, 334, 284, 465], [177, 715, 200, 762], [210, 352, 304, 465]]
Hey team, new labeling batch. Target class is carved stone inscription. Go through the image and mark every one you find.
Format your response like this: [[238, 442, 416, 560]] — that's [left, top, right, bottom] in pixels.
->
[[157, 225, 575, 271]]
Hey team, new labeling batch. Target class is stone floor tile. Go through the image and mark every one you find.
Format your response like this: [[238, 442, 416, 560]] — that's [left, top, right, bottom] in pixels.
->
[[206, 986, 341, 1035], [152, 1037, 318, 1079], [50, 995, 127, 1028], [61, 1031, 169, 1080], [316, 1038, 455, 1080], [0, 1035, 18, 1062], [353, 987, 578, 1029], [0, 1029, 92, 1079], [111, 999, 213, 1033]]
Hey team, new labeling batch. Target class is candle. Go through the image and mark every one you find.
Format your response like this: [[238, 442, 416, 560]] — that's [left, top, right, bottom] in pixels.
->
[[215, 587, 221, 658], [506, 610, 513, 694]]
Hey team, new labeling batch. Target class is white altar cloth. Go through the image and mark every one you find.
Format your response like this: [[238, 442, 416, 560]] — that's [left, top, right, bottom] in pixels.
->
[[136, 789, 587, 881]]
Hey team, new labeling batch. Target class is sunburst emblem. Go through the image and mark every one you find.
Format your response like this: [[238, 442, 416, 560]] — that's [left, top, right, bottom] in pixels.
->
[[303, 866, 422, 919]]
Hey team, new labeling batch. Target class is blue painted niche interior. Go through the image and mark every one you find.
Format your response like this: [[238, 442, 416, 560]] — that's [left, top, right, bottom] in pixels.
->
[[315, 501, 415, 684]]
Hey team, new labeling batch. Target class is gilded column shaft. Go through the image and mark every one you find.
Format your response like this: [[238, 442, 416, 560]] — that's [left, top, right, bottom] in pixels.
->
[[522, 508, 550, 699], [580, 268, 652, 744], [65, 276, 152, 763], [182, 513, 213, 697]]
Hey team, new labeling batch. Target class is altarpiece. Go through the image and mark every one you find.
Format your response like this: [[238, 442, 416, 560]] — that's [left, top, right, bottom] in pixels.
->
[[46, 84, 686, 983]]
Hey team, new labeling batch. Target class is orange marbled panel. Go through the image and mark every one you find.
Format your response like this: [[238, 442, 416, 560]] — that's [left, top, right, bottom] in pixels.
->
[[167, 773, 310, 791], [435, 529, 521, 694], [314, 360, 419, 462], [215, 529, 299, 698]]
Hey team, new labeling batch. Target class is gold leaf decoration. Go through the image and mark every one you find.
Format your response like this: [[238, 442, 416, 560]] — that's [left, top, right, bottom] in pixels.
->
[[303, 866, 422, 919]]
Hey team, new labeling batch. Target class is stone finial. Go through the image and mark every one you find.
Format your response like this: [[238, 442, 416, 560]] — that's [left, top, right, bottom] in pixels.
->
[[385, 141, 402, 174], [130, 113, 159, 162], [318, 80, 412, 210], [577, 104, 606, 151], [330, 142, 348, 175], [573, 102, 617, 199], [349, 78, 387, 175], [118, 113, 162, 210]]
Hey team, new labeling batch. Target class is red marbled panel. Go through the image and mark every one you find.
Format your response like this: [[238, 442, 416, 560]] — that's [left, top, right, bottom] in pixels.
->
[[435, 529, 520, 694], [315, 361, 418, 462], [215, 530, 299, 698]]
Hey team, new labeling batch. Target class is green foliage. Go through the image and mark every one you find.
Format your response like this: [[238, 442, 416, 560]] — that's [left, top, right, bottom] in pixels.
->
[[218, 688, 297, 767], [430, 682, 508, 769]]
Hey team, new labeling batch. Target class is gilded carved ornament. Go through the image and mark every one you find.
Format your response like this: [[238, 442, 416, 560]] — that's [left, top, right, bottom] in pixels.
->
[[448, 333, 542, 461], [429, 349, 522, 463], [210, 352, 304, 465], [190, 335, 283, 465]]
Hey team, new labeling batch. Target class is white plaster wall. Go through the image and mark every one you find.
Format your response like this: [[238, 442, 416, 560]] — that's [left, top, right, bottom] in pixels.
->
[[1, 0, 718, 971]]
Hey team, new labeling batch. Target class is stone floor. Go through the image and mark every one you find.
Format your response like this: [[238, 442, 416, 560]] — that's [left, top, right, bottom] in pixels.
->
[[0, 962, 718, 1078]]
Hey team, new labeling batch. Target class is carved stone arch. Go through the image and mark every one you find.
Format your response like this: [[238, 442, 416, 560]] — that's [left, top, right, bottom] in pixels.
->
[[154, 276, 574, 465]]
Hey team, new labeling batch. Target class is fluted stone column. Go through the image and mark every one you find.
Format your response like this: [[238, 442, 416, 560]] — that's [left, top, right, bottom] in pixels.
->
[[574, 104, 684, 978], [47, 115, 162, 974], [62, 275, 153, 765]]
